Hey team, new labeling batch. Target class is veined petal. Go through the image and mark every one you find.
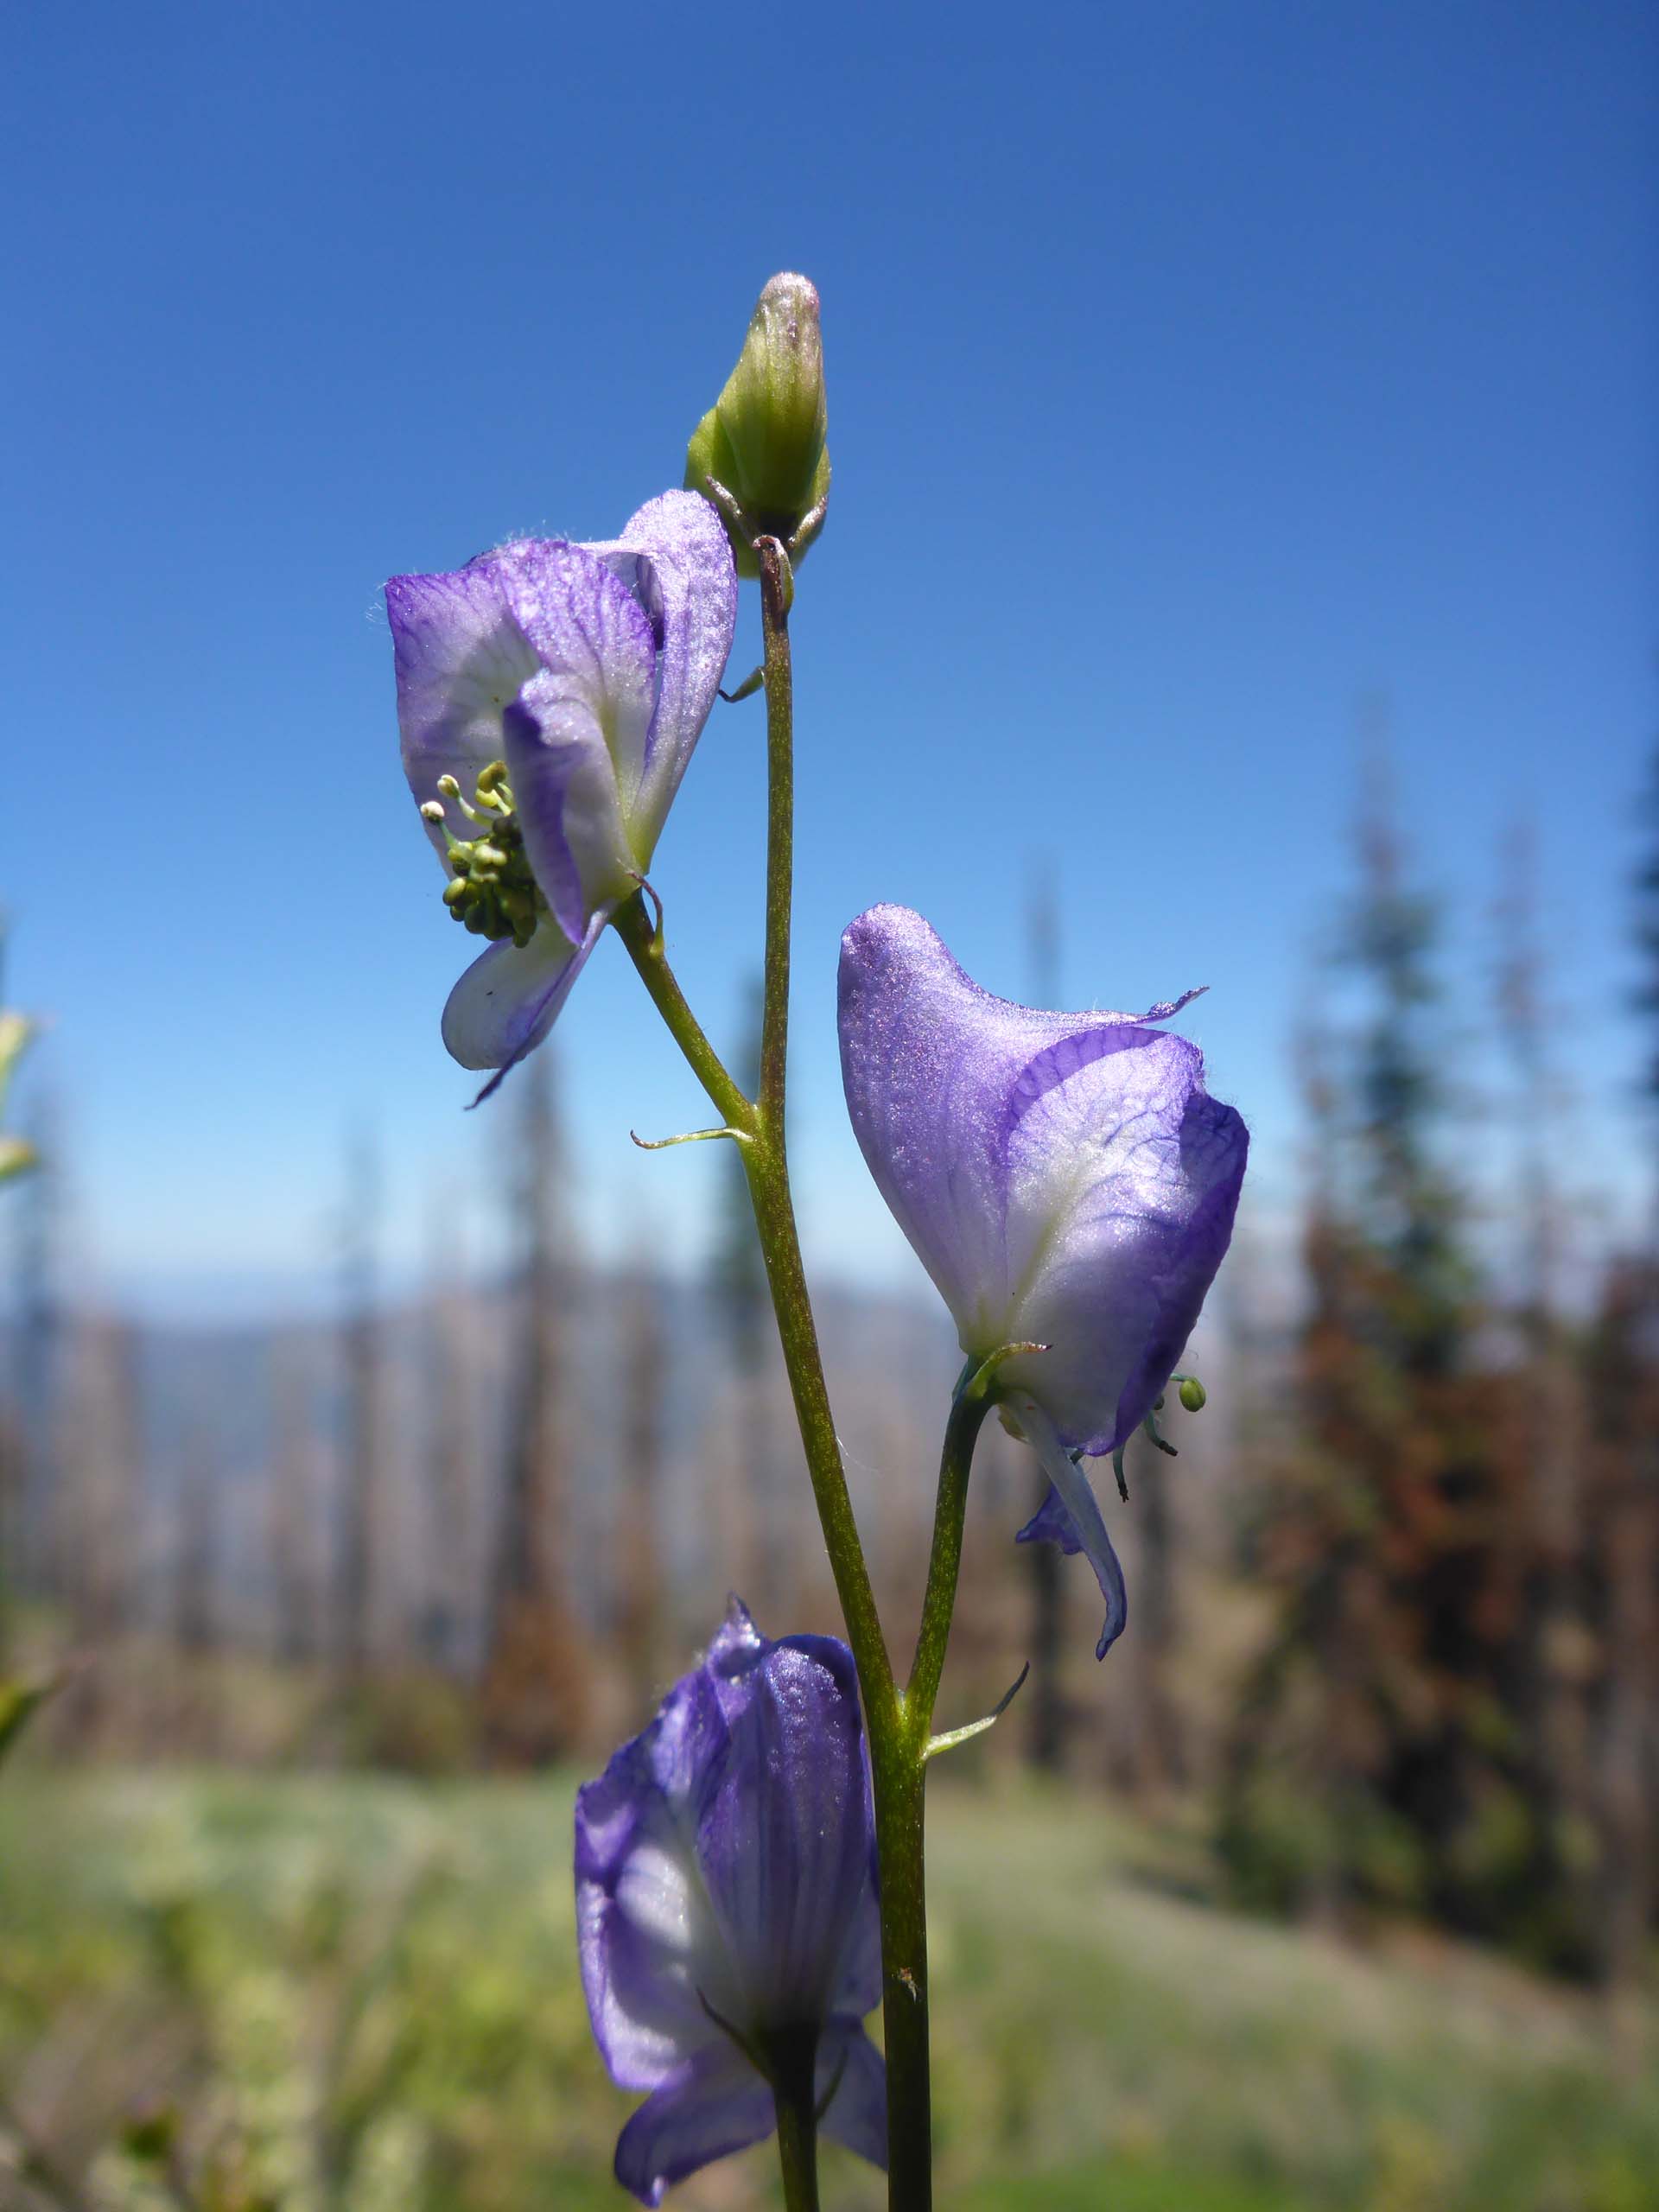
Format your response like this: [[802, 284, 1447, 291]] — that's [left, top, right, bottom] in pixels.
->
[[575, 1665, 741, 2092], [612, 2044, 774, 2208], [576, 1599, 881, 2190], [837, 906, 1204, 1354], [1008, 1391, 1128, 1660], [585, 491, 737, 859], [386, 557, 541, 865], [1106, 1088, 1248, 1442], [817, 2024, 888, 2171], [499, 680, 627, 944], [493, 540, 653, 929], [696, 1632, 880, 2026], [698, 1599, 880, 2018], [838, 906, 1043, 1344], [439, 912, 606, 1088], [998, 1028, 1247, 1452]]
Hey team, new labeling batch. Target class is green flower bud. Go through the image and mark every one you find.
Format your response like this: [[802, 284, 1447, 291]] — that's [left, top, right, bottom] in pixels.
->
[[1178, 1376, 1207, 1413], [685, 272, 830, 576]]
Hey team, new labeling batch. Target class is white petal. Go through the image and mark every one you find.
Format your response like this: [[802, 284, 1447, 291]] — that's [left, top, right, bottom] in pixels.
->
[[438, 915, 604, 1078]]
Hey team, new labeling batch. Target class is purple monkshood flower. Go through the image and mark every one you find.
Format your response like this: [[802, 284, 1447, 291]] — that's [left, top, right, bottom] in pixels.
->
[[386, 492, 736, 1095], [838, 904, 1248, 1659], [575, 1600, 887, 2207]]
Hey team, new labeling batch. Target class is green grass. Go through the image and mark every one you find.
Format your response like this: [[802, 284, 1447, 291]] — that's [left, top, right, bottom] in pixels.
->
[[961, 2169, 1305, 2212], [0, 1768, 1654, 2209]]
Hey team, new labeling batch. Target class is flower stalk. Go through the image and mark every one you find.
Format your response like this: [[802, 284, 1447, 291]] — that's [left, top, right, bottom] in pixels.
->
[[908, 1350, 1032, 1723], [617, 543, 958, 2209], [771, 2031, 824, 2212], [757, 535, 794, 1128], [612, 893, 891, 1716]]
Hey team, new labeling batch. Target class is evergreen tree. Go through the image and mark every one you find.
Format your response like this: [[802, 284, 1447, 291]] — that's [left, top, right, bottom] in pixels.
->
[[1572, 739, 1659, 1999], [1221, 728, 1537, 1945]]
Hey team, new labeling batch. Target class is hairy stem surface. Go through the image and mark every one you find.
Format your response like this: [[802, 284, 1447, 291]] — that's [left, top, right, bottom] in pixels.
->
[[616, 536, 995, 2212]]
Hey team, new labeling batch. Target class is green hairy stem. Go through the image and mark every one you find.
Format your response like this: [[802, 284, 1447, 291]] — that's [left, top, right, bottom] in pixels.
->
[[616, 534, 986, 2211]]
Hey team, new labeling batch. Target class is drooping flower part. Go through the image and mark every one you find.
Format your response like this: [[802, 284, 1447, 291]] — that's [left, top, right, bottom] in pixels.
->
[[386, 491, 736, 1095], [575, 1600, 887, 2207], [838, 904, 1248, 1657]]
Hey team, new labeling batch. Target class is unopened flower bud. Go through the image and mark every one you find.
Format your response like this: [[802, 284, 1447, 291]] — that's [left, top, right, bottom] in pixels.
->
[[1179, 1376, 1207, 1413], [685, 273, 830, 575]]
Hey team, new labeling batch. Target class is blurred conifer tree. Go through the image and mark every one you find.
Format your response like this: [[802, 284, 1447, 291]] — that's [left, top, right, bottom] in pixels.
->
[[1220, 712, 1555, 1953]]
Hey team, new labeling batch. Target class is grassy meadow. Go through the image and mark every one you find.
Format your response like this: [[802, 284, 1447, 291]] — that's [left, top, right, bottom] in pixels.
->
[[1, 1767, 1655, 2211]]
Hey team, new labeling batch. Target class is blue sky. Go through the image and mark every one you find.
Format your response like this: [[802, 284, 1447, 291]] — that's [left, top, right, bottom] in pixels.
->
[[6, 0, 1655, 1316]]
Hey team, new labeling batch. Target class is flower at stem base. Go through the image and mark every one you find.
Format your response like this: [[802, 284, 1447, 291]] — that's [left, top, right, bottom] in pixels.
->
[[386, 491, 736, 1095], [575, 1600, 887, 2206], [838, 904, 1248, 1657]]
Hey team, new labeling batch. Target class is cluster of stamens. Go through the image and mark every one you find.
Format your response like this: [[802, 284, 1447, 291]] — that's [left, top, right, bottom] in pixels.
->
[[420, 761, 543, 949]]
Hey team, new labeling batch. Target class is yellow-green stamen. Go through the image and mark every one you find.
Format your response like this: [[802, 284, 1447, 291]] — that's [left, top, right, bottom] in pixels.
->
[[422, 760, 543, 949]]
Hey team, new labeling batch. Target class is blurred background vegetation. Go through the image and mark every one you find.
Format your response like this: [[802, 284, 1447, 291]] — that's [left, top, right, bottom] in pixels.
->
[[2, 732, 1656, 2208]]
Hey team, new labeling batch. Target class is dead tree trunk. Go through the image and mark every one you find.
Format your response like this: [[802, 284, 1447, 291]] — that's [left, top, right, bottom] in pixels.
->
[[613, 1263, 665, 1712], [480, 1054, 588, 1761], [335, 1129, 383, 1680]]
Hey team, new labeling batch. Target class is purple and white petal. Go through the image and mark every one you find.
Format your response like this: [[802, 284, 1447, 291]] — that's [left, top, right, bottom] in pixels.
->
[[585, 491, 737, 858], [838, 905, 1056, 1344], [817, 2023, 888, 2171], [998, 1028, 1247, 1452], [612, 2044, 774, 2209], [576, 1602, 882, 2190], [493, 539, 654, 925], [696, 1630, 880, 2026], [386, 557, 540, 863], [439, 912, 606, 1084], [838, 905, 1207, 1356], [575, 1663, 739, 2092], [1007, 1391, 1129, 1660], [1105, 1088, 1249, 1441], [839, 906, 1245, 1660], [697, 1601, 880, 2018]]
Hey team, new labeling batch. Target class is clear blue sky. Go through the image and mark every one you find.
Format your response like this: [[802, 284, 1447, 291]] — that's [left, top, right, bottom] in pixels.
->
[[6, 0, 1655, 1316]]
